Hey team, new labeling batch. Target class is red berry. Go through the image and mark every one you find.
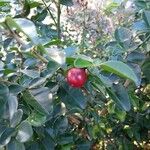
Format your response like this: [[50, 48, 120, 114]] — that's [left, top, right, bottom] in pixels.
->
[[66, 68, 87, 88]]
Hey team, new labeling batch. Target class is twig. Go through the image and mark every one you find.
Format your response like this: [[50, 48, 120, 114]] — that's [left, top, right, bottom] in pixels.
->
[[56, 0, 61, 39], [31, 48, 48, 64], [41, 0, 57, 27], [5, 21, 26, 46], [124, 79, 131, 88], [135, 34, 150, 50]]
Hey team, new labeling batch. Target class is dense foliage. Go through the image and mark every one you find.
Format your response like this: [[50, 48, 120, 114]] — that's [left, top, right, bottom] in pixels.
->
[[0, 0, 150, 149]]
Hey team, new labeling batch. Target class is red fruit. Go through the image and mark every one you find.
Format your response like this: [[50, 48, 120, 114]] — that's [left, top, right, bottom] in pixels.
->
[[66, 68, 87, 88]]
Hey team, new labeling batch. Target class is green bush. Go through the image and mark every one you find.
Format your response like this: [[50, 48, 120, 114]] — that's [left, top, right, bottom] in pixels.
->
[[0, 0, 149, 149]]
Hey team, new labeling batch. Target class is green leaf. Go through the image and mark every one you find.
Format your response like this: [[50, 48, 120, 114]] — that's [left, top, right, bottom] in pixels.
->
[[53, 116, 68, 135], [29, 77, 46, 89], [44, 39, 62, 47], [132, 20, 149, 33], [16, 121, 33, 143], [6, 139, 25, 150], [100, 61, 139, 86], [23, 90, 48, 115], [31, 87, 53, 113], [106, 84, 131, 111], [104, 2, 119, 15], [74, 58, 93, 68], [77, 141, 92, 150], [57, 134, 73, 145], [115, 27, 132, 43], [143, 10, 150, 27], [113, 84, 131, 111], [105, 41, 124, 55], [23, 0, 30, 17], [5, 16, 39, 44], [29, 1, 42, 8], [45, 48, 66, 65], [27, 111, 47, 127], [0, 61, 4, 70], [42, 134, 55, 150], [58, 82, 87, 109], [65, 46, 77, 57], [126, 51, 146, 63], [130, 93, 140, 109], [60, 0, 73, 6], [115, 27, 132, 49], [0, 128, 15, 146], [66, 57, 76, 65], [33, 9, 47, 22], [0, 84, 9, 111], [7, 94, 18, 119], [41, 60, 60, 78], [0, 84, 9, 97], [108, 101, 115, 114], [9, 84, 24, 95], [0, 96, 7, 111], [10, 109, 23, 128], [142, 58, 150, 82], [23, 88, 52, 115], [20, 69, 40, 78], [115, 107, 126, 122], [0, 1, 10, 6]]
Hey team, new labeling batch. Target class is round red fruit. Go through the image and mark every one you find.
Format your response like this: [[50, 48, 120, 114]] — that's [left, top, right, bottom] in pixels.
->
[[66, 68, 87, 88]]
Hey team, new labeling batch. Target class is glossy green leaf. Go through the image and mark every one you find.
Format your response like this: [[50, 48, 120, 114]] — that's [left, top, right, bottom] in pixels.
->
[[41, 60, 60, 78], [10, 109, 23, 127], [6, 139, 25, 150], [65, 46, 77, 57], [127, 51, 146, 63], [0, 128, 15, 145], [143, 10, 150, 27], [115, 107, 126, 122], [106, 84, 131, 111], [30, 87, 53, 113], [74, 58, 93, 68], [9, 84, 24, 95], [0, 96, 6, 111], [0, 61, 4, 70], [58, 82, 87, 109], [142, 58, 150, 81], [100, 61, 139, 86], [33, 9, 47, 22], [57, 134, 73, 145], [20, 69, 40, 78], [45, 48, 66, 65], [115, 27, 132, 42], [53, 116, 68, 134], [29, 77, 46, 89], [60, 0, 73, 6], [42, 134, 55, 150], [16, 121, 33, 143], [113, 84, 131, 110], [7, 94, 18, 119], [0, 84, 9, 97], [132, 20, 149, 33], [27, 111, 47, 127], [5, 17, 39, 44], [23, 88, 52, 115]]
